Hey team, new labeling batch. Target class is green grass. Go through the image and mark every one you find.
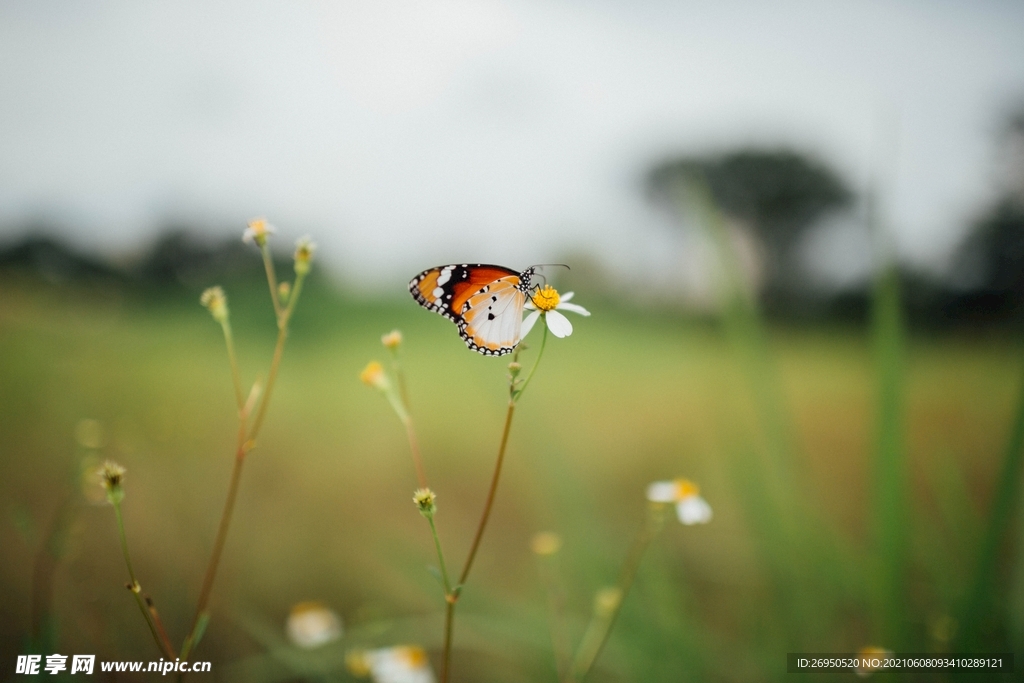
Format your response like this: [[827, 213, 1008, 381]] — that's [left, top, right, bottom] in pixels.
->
[[0, 274, 1020, 681]]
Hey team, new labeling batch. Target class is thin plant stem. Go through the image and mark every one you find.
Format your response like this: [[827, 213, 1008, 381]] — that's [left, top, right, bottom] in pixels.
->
[[389, 347, 428, 488], [249, 271, 306, 441], [459, 400, 516, 587], [440, 324, 550, 682], [571, 506, 666, 681], [182, 268, 307, 660], [260, 243, 283, 320], [442, 601, 455, 683], [220, 319, 244, 411], [113, 500, 175, 659], [514, 323, 548, 401], [426, 515, 453, 595], [181, 447, 245, 659]]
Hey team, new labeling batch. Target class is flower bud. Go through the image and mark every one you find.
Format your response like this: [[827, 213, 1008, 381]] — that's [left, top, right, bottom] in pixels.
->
[[381, 330, 402, 350], [98, 460, 126, 505], [294, 236, 316, 276], [413, 488, 437, 516], [200, 286, 228, 323], [359, 361, 389, 391], [243, 218, 275, 246]]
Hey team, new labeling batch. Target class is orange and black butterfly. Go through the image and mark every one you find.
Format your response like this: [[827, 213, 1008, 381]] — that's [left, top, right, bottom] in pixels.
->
[[409, 264, 536, 356]]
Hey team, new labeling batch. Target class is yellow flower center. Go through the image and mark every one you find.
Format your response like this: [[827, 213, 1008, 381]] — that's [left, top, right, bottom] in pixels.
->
[[396, 646, 429, 668], [248, 218, 269, 237], [359, 361, 387, 389], [674, 479, 699, 500], [531, 285, 560, 311]]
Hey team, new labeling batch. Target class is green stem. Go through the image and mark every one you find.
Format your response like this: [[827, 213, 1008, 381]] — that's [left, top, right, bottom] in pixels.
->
[[514, 323, 548, 401], [439, 324, 549, 682], [571, 506, 666, 681], [220, 319, 244, 411], [426, 514, 453, 595], [182, 448, 245, 659], [260, 243, 283, 320], [389, 348, 427, 488], [442, 600, 455, 683], [248, 272, 305, 442], [960, 358, 1024, 647], [113, 501, 174, 659], [182, 268, 306, 660], [459, 401, 516, 588]]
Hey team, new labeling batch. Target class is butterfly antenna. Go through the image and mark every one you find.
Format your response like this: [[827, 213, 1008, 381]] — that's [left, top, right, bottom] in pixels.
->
[[530, 263, 571, 271]]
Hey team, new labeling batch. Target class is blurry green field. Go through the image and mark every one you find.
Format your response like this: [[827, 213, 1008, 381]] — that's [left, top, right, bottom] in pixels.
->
[[1, 275, 1019, 681]]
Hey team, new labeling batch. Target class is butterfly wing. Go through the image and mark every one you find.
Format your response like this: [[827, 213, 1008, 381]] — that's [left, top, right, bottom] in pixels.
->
[[458, 276, 526, 356], [409, 264, 532, 356]]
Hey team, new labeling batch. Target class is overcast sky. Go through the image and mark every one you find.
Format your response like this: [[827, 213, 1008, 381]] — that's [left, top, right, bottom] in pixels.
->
[[1, 0, 1023, 290]]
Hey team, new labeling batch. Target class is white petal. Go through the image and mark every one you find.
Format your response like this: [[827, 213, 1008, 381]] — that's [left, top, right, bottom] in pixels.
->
[[676, 496, 713, 525], [521, 310, 541, 338], [545, 310, 573, 337], [557, 302, 590, 316], [560, 291, 574, 302], [646, 481, 677, 503]]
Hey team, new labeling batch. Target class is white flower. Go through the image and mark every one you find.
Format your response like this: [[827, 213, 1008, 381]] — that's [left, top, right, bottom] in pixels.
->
[[242, 217, 276, 246], [646, 479, 712, 525], [522, 285, 590, 339], [347, 646, 435, 683], [286, 601, 343, 649]]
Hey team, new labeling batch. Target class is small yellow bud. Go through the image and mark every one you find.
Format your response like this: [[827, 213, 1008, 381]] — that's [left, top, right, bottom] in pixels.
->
[[381, 330, 402, 350], [507, 361, 522, 377], [278, 281, 291, 304], [200, 286, 228, 323], [294, 236, 316, 276], [359, 361, 389, 390], [243, 217, 275, 246], [593, 586, 622, 618], [531, 285, 561, 312], [98, 460, 126, 505], [531, 531, 562, 556], [413, 488, 437, 516], [674, 479, 699, 499]]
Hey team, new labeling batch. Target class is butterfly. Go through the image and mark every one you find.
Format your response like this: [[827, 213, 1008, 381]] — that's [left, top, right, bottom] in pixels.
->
[[409, 264, 537, 356]]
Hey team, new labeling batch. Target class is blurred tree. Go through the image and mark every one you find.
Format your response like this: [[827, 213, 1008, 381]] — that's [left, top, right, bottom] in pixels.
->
[[645, 148, 854, 311], [134, 227, 261, 288], [0, 230, 124, 284], [949, 107, 1024, 321]]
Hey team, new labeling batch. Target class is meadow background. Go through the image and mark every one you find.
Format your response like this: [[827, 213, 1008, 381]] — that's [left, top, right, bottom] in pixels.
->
[[3, 1, 1024, 681]]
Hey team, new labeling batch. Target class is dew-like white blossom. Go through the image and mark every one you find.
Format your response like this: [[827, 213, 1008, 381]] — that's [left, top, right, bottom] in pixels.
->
[[522, 286, 590, 339], [646, 479, 713, 525]]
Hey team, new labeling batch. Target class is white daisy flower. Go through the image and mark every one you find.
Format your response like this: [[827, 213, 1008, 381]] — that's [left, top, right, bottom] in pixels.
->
[[522, 285, 591, 339], [347, 646, 436, 683], [646, 479, 713, 525], [285, 601, 343, 649], [242, 217, 276, 246]]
